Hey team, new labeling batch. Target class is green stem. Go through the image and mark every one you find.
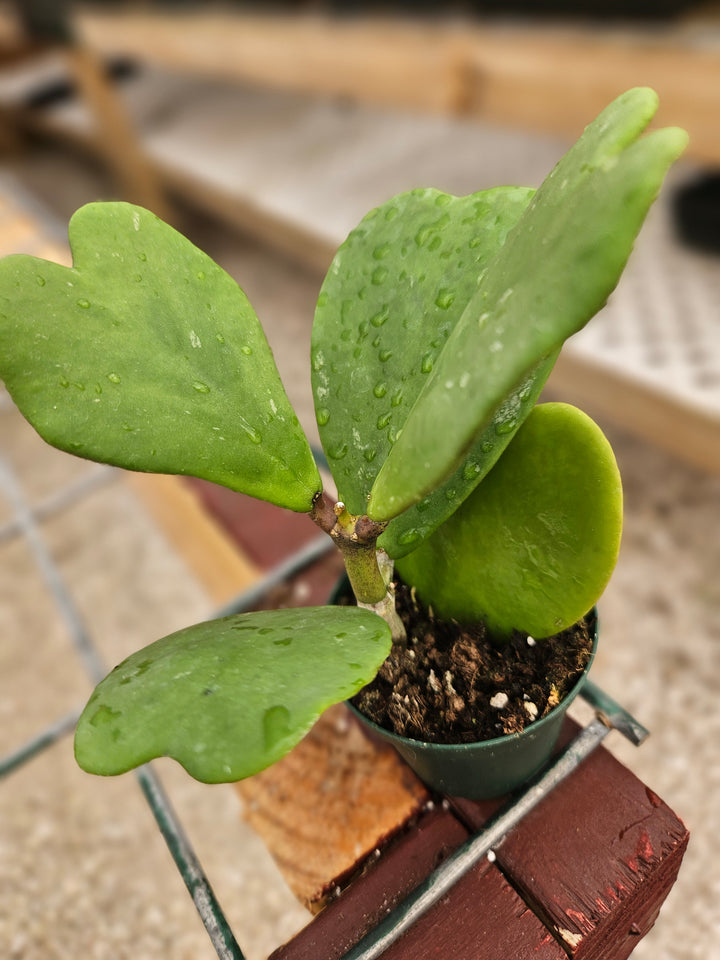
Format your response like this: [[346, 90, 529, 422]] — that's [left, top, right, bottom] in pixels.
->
[[332, 502, 386, 604], [309, 493, 406, 643]]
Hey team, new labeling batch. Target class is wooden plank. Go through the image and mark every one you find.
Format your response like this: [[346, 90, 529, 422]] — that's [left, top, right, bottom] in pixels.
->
[[182, 479, 347, 608], [271, 802, 565, 960], [77, 11, 465, 115], [63, 44, 172, 220], [127, 473, 260, 604], [379, 859, 567, 960], [158, 163, 337, 275], [76, 9, 720, 164], [235, 704, 430, 913], [547, 352, 720, 477], [450, 723, 690, 960], [270, 805, 469, 960], [462, 25, 720, 166], [183, 478, 320, 571]]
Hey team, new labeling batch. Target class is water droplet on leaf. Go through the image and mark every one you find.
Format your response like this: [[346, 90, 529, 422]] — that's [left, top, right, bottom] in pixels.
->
[[90, 704, 121, 727], [398, 529, 420, 546], [76, 298, 91, 309], [370, 306, 389, 327], [316, 408, 330, 426], [328, 442, 348, 460], [435, 289, 456, 310], [263, 705, 292, 752]]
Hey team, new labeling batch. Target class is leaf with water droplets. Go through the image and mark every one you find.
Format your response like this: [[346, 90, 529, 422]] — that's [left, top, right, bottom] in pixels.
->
[[370, 89, 687, 520], [0, 203, 320, 512], [311, 185, 534, 524], [75, 606, 391, 782], [396, 404, 623, 641]]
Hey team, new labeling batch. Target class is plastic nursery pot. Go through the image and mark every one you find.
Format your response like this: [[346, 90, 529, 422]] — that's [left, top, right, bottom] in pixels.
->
[[330, 578, 598, 800]]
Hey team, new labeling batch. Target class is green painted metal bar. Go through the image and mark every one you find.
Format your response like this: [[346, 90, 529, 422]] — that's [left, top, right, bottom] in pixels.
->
[[0, 708, 81, 779]]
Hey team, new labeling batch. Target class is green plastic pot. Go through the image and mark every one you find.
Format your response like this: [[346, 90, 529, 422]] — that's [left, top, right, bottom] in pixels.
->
[[332, 578, 598, 800]]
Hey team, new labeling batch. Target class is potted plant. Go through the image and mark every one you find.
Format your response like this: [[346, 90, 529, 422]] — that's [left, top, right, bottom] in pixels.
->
[[0, 88, 686, 799]]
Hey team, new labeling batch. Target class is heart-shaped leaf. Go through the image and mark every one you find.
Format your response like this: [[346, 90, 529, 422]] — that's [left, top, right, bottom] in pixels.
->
[[369, 88, 688, 520], [311, 185, 537, 552], [395, 403, 623, 641], [74, 606, 391, 782], [0, 203, 320, 512]]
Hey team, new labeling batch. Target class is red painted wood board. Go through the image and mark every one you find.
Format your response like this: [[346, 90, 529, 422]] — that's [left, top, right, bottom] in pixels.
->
[[270, 804, 567, 960], [269, 806, 469, 960], [449, 724, 689, 960], [379, 859, 567, 960]]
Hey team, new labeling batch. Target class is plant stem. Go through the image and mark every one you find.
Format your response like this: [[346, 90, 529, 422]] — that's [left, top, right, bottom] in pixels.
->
[[309, 492, 406, 643], [356, 550, 407, 645], [331, 501, 386, 604]]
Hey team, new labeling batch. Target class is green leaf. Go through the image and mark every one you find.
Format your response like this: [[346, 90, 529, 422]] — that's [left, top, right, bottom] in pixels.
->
[[379, 350, 558, 558], [311, 185, 536, 550], [0, 203, 320, 512], [395, 403, 623, 641], [74, 606, 391, 783], [369, 88, 688, 520]]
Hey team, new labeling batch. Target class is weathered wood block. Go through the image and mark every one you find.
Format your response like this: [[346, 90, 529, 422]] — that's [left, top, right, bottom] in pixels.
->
[[235, 705, 430, 913]]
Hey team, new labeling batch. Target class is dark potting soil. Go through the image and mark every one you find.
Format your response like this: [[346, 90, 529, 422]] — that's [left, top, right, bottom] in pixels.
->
[[351, 581, 595, 744]]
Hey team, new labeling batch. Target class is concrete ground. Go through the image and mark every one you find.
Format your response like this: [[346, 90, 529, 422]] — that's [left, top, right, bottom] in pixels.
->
[[1, 139, 719, 960]]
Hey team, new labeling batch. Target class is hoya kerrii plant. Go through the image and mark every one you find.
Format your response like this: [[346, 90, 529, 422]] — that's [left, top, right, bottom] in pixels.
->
[[0, 88, 686, 784]]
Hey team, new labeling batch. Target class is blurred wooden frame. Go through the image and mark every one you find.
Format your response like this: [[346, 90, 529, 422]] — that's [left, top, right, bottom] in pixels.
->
[[0, 1, 171, 220], [74, 8, 720, 165]]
